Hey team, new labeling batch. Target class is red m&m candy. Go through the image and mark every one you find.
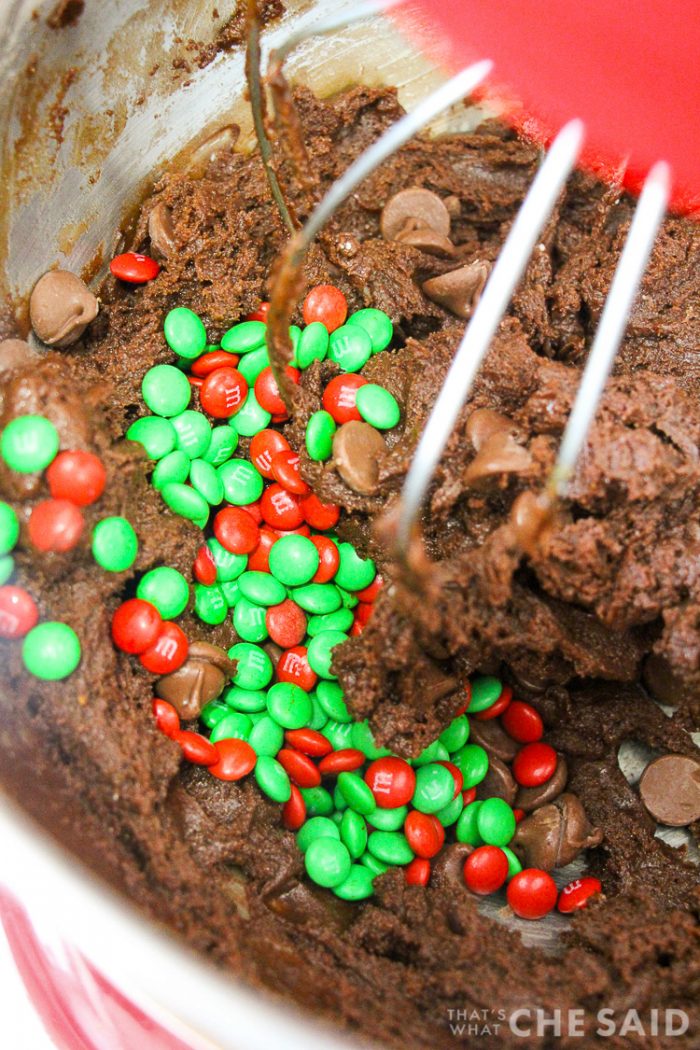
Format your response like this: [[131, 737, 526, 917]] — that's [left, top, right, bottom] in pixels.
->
[[405, 811, 445, 858], [271, 450, 310, 496], [512, 742, 558, 787], [260, 484, 304, 530], [282, 783, 307, 830], [405, 858, 431, 887], [436, 760, 463, 798], [266, 599, 307, 649], [28, 499, 84, 553], [364, 757, 416, 808], [213, 506, 260, 554], [111, 598, 162, 654], [254, 366, 299, 418], [246, 301, 270, 323], [318, 748, 365, 774], [0, 586, 39, 639], [152, 698, 180, 738], [247, 527, 277, 573], [110, 252, 160, 283], [193, 544, 217, 585], [175, 730, 218, 766], [464, 845, 509, 895], [557, 876, 603, 914], [475, 683, 513, 721], [249, 429, 290, 478], [276, 646, 317, 692], [139, 621, 188, 674], [501, 700, 544, 742], [46, 450, 106, 506], [277, 747, 321, 788], [507, 869, 558, 919], [199, 367, 248, 418], [208, 737, 257, 781], [284, 728, 332, 757], [302, 284, 348, 332], [322, 374, 367, 423], [311, 536, 339, 583], [301, 492, 339, 531], [191, 350, 239, 377]]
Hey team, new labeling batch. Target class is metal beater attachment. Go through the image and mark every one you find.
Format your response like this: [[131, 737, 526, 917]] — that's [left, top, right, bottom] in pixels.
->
[[263, 3, 671, 555]]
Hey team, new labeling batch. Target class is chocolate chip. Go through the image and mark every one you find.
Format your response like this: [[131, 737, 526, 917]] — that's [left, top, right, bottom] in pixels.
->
[[512, 793, 602, 871], [395, 224, 457, 257], [0, 339, 37, 379], [639, 754, 700, 827], [444, 195, 461, 218], [264, 878, 353, 932], [476, 755, 517, 805], [422, 260, 490, 319], [380, 188, 451, 242], [509, 490, 555, 556], [30, 270, 99, 348], [516, 754, 569, 812], [466, 408, 515, 451], [155, 642, 234, 720], [148, 202, 177, 259], [464, 431, 532, 488], [187, 641, 236, 677], [469, 718, 519, 763], [186, 124, 240, 175], [332, 420, 387, 495], [431, 841, 474, 892]]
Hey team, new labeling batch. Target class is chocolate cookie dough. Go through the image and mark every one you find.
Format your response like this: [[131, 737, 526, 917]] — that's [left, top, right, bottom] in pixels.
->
[[0, 85, 698, 1049]]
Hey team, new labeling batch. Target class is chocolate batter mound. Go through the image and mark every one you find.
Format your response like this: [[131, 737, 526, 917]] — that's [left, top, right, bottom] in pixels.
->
[[0, 87, 698, 1048]]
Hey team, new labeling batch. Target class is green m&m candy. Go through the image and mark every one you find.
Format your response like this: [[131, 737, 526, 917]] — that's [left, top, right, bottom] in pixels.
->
[[476, 797, 517, 847], [236, 345, 269, 384], [297, 816, 340, 853], [356, 384, 400, 430], [152, 450, 190, 488], [233, 391, 271, 437], [248, 715, 284, 757], [238, 571, 286, 607], [268, 534, 319, 586], [328, 325, 372, 372], [189, 458, 224, 505], [218, 459, 264, 505], [334, 542, 375, 591], [164, 307, 207, 359], [412, 763, 456, 814], [255, 756, 292, 803], [0, 555, 14, 585], [194, 583, 228, 625], [92, 517, 138, 571], [323, 719, 354, 751], [202, 425, 238, 466], [224, 686, 268, 713], [171, 410, 211, 459], [0, 502, 19, 555], [366, 805, 407, 831], [137, 566, 189, 618], [307, 608, 354, 637], [291, 583, 342, 615], [305, 837, 352, 888], [221, 321, 266, 353], [141, 364, 191, 417], [206, 538, 247, 582], [161, 482, 209, 524], [439, 714, 470, 753], [337, 772, 376, 816], [266, 682, 312, 729], [1, 415, 59, 473], [233, 597, 268, 643], [340, 808, 368, 859], [210, 711, 253, 744], [453, 743, 490, 788], [300, 785, 334, 817], [347, 308, 393, 353], [127, 416, 177, 460], [360, 853, 388, 877], [306, 410, 336, 461], [333, 864, 374, 901], [501, 845, 523, 879], [367, 830, 413, 865], [295, 322, 329, 369], [22, 621, 80, 680], [468, 675, 503, 713], [307, 629, 347, 679], [316, 680, 350, 722], [456, 801, 484, 846], [229, 642, 273, 690]]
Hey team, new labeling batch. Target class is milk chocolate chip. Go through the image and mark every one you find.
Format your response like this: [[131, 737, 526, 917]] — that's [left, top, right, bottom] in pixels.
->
[[469, 718, 519, 763], [148, 202, 177, 259], [476, 755, 517, 805], [155, 641, 235, 720], [332, 420, 387, 495], [380, 188, 451, 241], [513, 793, 602, 871], [466, 408, 515, 451], [464, 431, 532, 488], [510, 490, 555, 556], [422, 260, 490, 319], [515, 755, 569, 812], [30, 271, 99, 348], [395, 224, 457, 257], [639, 754, 700, 827], [431, 842, 474, 892]]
